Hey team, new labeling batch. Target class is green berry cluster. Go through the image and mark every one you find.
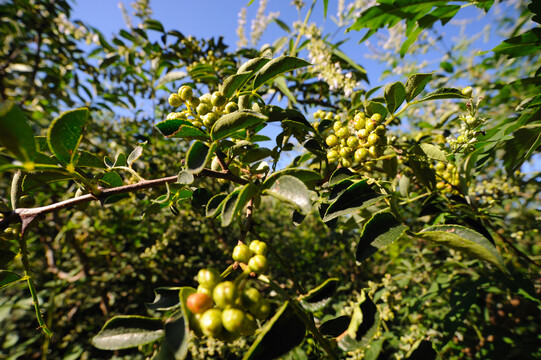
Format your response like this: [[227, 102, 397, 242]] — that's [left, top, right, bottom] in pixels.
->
[[432, 161, 460, 193], [317, 110, 388, 170], [186, 240, 271, 342], [167, 85, 238, 130]]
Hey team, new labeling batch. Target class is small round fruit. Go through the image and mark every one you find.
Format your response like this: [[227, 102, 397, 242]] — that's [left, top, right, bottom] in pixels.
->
[[240, 313, 257, 336], [368, 145, 383, 158], [375, 125, 386, 136], [248, 254, 268, 274], [178, 85, 193, 101], [197, 268, 221, 288], [202, 112, 219, 128], [326, 134, 339, 147], [354, 148, 368, 162], [250, 298, 271, 320], [213, 281, 238, 308], [339, 146, 352, 157], [249, 240, 268, 256], [199, 308, 223, 337], [225, 101, 239, 113], [211, 91, 227, 107], [370, 113, 382, 123], [354, 113, 366, 130], [367, 133, 380, 147], [336, 127, 350, 139], [189, 313, 203, 337], [341, 157, 352, 168], [462, 86, 473, 97], [346, 136, 359, 148], [196, 103, 211, 116], [168, 93, 182, 107], [232, 243, 253, 263], [197, 285, 213, 296], [333, 121, 343, 132], [199, 93, 212, 104], [189, 97, 200, 108], [240, 287, 262, 308], [364, 161, 375, 171], [365, 121, 376, 132], [222, 308, 245, 333], [187, 292, 214, 314], [327, 149, 339, 162]]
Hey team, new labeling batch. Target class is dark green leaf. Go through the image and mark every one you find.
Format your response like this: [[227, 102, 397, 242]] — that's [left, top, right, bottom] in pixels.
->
[[264, 174, 312, 214], [146, 287, 183, 311], [21, 171, 74, 192], [155, 311, 189, 360], [299, 278, 339, 312], [145, 19, 164, 32], [328, 168, 355, 187], [405, 73, 433, 102], [440, 61, 454, 73], [99, 172, 123, 188], [418, 88, 468, 102], [356, 211, 408, 263], [0, 101, 36, 164], [323, 180, 384, 222], [405, 340, 439, 360], [211, 111, 268, 141], [274, 18, 291, 33], [92, 316, 164, 350], [242, 147, 273, 163], [0, 270, 22, 290], [319, 315, 351, 337], [492, 28, 541, 58], [237, 56, 270, 74], [186, 141, 215, 174], [156, 118, 209, 140], [47, 108, 89, 165], [243, 301, 306, 360], [206, 193, 227, 218], [253, 56, 311, 90], [384, 81, 406, 114], [365, 101, 388, 119], [337, 291, 380, 351], [221, 184, 257, 227], [0, 250, 16, 268], [221, 71, 253, 99], [262, 169, 321, 190], [418, 224, 508, 273], [273, 76, 298, 104], [76, 150, 106, 168]]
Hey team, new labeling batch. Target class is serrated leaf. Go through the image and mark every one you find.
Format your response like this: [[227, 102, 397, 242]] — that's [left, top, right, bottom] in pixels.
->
[[328, 168, 355, 187], [243, 301, 306, 360], [384, 81, 406, 114], [0, 270, 22, 290], [0, 101, 36, 164], [299, 278, 339, 312], [221, 183, 258, 227], [418, 88, 467, 102], [338, 291, 380, 351], [92, 316, 164, 350], [263, 175, 312, 214], [222, 71, 253, 99], [146, 287, 183, 311], [186, 141, 215, 174], [47, 108, 89, 165], [365, 101, 388, 119], [356, 211, 408, 263], [211, 111, 268, 141], [156, 119, 209, 140], [405, 73, 433, 102], [418, 143, 447, 162], [76, 150, 106, 168], [238, 56, 271, 74], [323, 180, 384, 222], [206, 193, 227, 218], [418, 225, 508, 273], [253, 55, 311, 90]]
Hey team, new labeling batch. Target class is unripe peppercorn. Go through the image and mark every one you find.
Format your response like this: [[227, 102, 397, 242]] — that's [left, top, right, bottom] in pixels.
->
[[189, 97, 200, 108], [354, 113, 366, 130], [367, 133, 380, 147], [346, 136, 359, 148], [339, 146, 352, 157], [200, 308, 223, 337], [232, 243, 253, 263], [365, 121, 376, 132], [370, 113, 382, 123], [199, 93, 212, 104], [196, 103, 211, 116], [225, 101, 239, 113], [327, 150, 339, 162], [375, 125, 386, 136], [368, 145, 383, 158], [326, 134, 339, 147], [341, 157, 352, 168], [250, 299, 271, 320], [249, 240, 268, 256], [221, 308, 245, 334], [202, 112, 219, 128], [333, 121, 343, 132], [336, 127, 350, 139], [357, 129, 369, 139], [168, 93, 182, 107], [354, 148, 368, 162], [178, 85, 193, 101], [211, 91, 227, 107], [248, 254, 268, 274], [198, 268, 221, 288], [213, 281, 238, 308]]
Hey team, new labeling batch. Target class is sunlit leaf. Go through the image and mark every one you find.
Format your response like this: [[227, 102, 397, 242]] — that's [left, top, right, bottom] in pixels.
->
[[264, 174, 311, 215], [211, 111, 268, 141], [91, 315, 164, 350], [299, 278, 339, 312], [47, 108, 89, 165], [0, 101, 36, 165], [323, 180, 384, 222], [405, 73, 433, 102], [253, 55, 311, 90]]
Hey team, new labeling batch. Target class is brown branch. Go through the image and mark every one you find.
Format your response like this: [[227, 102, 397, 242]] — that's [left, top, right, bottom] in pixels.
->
[[0, 168, 249, 233]]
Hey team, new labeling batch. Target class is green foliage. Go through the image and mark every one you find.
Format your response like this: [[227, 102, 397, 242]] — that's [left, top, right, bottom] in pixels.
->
[[0, 0, 540, 359]]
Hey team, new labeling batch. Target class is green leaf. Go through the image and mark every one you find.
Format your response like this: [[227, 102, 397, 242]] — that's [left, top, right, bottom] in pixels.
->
[[0, 270, 23, 290], [211, 111, 268, 141], [221, 71, 253, 99], [0, 250, 16, 268], [146, 287, 184, 311], [242, 147, 273, 163], [92, 315, 164, 350], [356, 211, 408, 264], [417, 143, 447, 162], [273, 76, 298, 104], [263, 175, 312, 214], [155, 311, 189, 360], [76, 150, 106, 168], [299, 278, 339, 312], [177, 170, 194, 185], [21, 171, 75, 192], [418, 88, 468, 102], [156, 119, 209, 140], [221, 183, 258, 227], [384, 81, 406, 114], [328, 168, 355, 187], [145, 19, 164, 32], [253, 55, 311, 90], [237, 56, 271, 74], [323, 180, 384, 222], [99, 172, 123, 188], [243, 301, 306, 360], [127, 144, 145, 166], [186, 141, 216, 174], [405, 73, 433, 102], [492, 28, 541, 58], [365, 101, 388, 119], [0, 101, 36, 165], [206, 193, 227, 218], [262, 169, 322, 190], [405, 340, 440, 360], [418, 224, 508, 273], [319, 315, 351, 337], [337, 291, 380, 351], [47, 108, 89, 165]]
